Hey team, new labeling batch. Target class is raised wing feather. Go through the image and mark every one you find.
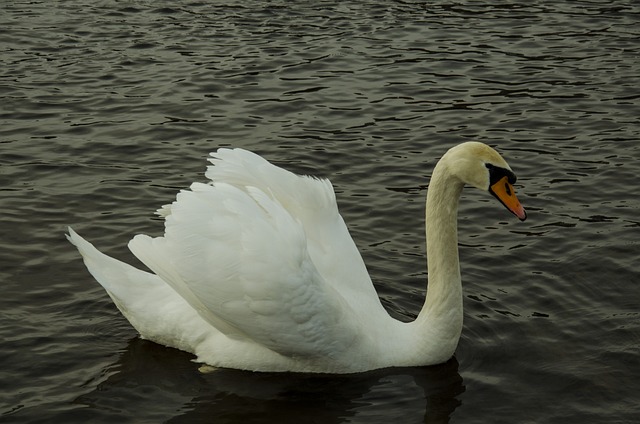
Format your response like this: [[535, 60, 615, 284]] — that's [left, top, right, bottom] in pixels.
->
[[204, 149, 385, 315], [129, 181, 360, 358]]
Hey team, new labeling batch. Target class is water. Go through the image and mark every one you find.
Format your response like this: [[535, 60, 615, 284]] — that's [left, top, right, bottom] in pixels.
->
[[1, 0, 639, 422]]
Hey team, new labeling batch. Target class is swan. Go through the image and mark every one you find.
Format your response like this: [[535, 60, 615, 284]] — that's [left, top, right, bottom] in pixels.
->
[[68, 142, 526, 374]]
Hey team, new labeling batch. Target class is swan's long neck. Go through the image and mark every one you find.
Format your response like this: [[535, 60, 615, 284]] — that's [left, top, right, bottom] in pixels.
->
[[408, 158, 465, 363], [424, 159, 464, 317]]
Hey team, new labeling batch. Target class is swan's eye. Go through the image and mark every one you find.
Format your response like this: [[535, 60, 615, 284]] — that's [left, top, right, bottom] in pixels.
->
[[505, 182, 512, 196], [486, 163, 517, 186]]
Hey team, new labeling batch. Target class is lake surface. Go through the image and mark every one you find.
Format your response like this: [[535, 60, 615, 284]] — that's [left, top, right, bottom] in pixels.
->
[[1, 0, 639, 422]]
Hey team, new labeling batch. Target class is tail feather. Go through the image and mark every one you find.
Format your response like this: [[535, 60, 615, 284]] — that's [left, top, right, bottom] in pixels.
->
[[66, 227, 161, 297], [67, 227, 209, 351]]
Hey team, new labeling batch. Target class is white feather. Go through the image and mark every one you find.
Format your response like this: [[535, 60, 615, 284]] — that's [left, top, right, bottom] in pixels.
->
[[69, 143, 525, 373]]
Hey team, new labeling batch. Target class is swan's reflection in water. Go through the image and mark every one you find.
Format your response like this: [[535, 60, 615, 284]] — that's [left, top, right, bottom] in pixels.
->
[[76, 338, 465, 423]]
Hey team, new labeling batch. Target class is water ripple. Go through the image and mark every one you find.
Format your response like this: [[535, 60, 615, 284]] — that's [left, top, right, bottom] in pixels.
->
[[1, 0, 639, 422]]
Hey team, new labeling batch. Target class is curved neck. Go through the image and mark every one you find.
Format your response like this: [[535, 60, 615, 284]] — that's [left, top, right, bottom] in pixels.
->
[[412, 158, 465, 361], [423, 160, 463, 316]]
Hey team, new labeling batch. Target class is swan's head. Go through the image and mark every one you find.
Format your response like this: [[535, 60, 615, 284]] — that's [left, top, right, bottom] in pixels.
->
[[444, 142, 527, 221]]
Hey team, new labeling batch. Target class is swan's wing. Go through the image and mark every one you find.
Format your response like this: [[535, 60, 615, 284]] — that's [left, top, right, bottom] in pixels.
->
[[129, 182, 361, 359], [201, 148, 384, 314]]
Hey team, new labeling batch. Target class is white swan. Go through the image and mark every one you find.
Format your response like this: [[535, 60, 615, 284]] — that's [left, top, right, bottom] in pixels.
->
[[68, 142, 526, 374]]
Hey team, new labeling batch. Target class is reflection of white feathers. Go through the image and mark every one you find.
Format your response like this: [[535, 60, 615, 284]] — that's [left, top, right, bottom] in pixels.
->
[[69, 142, 523, 373]]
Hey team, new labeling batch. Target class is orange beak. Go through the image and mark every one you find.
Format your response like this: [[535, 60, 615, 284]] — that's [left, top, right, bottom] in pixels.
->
[[490, 176, 527, 221]]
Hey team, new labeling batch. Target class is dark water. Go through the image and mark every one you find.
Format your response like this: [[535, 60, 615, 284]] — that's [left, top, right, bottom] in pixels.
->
[[2, 0, 639, 422]]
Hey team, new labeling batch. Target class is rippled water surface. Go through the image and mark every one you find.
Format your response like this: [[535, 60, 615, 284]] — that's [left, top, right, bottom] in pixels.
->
[[2, 0, 639, 422]]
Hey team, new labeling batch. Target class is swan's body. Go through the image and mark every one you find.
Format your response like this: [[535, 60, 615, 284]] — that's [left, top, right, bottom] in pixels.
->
[[68, 142, 526, 373]]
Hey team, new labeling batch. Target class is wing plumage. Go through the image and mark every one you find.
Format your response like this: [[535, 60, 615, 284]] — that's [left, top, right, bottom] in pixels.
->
[[75, 148, 388, 365], [129, 177, 360, 358], [205, 149, 385, 313]]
